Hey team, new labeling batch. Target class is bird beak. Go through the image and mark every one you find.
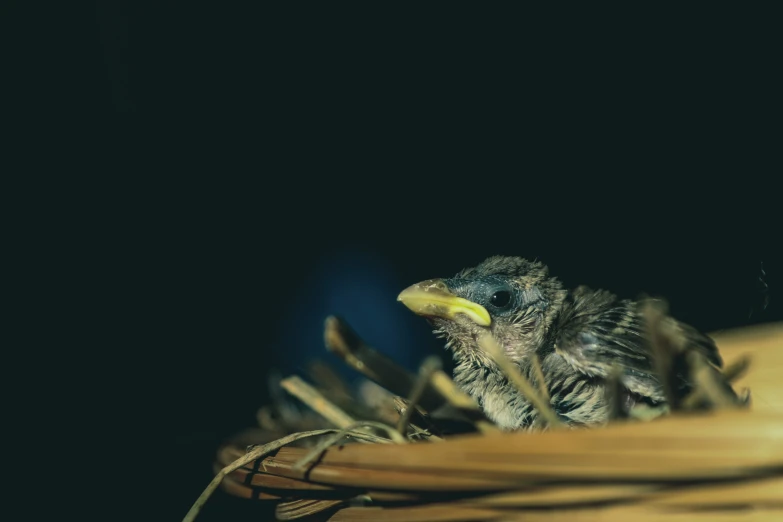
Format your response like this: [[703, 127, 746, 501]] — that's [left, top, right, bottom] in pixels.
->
[[397, 279, 492, 327]]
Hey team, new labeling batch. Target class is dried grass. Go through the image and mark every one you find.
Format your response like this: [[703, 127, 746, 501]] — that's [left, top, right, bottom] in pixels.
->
[[183, 311, 783, 522]]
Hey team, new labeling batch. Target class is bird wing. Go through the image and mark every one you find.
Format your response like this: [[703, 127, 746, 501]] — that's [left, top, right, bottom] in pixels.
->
[[553, 286, 723, 402]]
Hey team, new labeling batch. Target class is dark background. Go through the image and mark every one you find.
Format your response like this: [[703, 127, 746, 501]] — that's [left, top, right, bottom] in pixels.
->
[[40, 3, 780, 521]]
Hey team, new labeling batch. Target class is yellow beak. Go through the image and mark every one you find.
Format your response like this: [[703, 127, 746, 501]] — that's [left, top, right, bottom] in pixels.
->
[[397, 279, 492, 327]]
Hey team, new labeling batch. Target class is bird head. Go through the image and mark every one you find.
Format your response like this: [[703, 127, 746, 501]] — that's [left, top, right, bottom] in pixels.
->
[[398, 256, 567, 365]]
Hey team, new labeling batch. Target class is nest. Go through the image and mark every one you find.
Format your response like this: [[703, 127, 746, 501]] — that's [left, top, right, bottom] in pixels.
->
[[183, 306, 783, 522]]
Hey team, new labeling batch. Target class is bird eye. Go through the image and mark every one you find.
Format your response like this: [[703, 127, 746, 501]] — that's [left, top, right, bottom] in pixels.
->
[[490, 290, 511, 308]]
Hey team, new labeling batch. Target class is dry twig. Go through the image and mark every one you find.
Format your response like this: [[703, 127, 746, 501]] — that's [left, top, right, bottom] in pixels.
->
[[606, 365, 628, 420], [477, 332, 563, 429], [293, 421, 407, 472], [183, 428, 389, 522], [682, 354, 752, 409], [642, 300, 681, 408], [397, 356, 442, 436], [280, 375, 356, 429], [392, 396, 444, 440], [687, 351, 742, 410], [429, 369, 500, 434], [324, 316, 444, 411], [530, 353, 549, 402]]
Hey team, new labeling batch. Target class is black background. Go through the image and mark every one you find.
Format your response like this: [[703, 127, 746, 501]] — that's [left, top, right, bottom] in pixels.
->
[[33, 4, 780, 521]]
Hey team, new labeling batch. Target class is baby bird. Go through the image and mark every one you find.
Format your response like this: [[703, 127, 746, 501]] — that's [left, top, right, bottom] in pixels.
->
[[398, 256, 727, 430]]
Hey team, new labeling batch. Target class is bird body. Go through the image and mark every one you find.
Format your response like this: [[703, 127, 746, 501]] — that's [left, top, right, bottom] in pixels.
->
[[398, 256, 727, 430]]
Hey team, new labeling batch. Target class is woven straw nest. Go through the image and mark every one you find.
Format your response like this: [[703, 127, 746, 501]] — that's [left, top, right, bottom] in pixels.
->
[[184, 312, 783, 522]]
